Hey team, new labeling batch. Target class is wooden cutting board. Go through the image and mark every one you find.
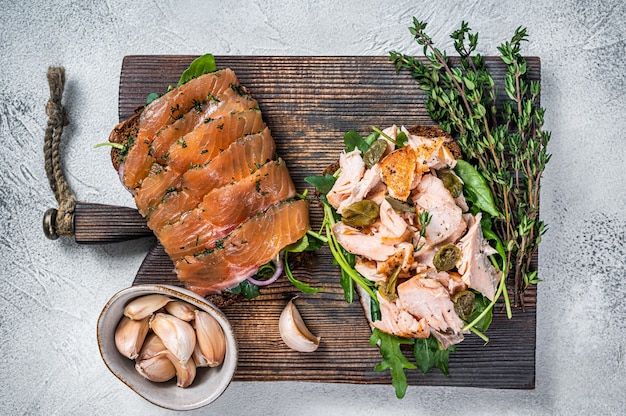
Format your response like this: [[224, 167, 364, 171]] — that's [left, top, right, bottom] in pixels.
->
[[117, 56, 538, 389]]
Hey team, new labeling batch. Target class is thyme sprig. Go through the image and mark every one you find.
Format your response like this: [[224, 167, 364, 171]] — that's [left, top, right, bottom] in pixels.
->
[[390, 19, 550, 305]]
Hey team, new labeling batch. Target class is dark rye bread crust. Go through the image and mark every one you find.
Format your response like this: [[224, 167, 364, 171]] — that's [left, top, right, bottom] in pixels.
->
[[108, 111, 140, 172]]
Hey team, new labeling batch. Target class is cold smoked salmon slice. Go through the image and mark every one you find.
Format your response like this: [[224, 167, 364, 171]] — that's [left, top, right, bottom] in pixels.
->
[[165, 109, 265, 173], [146, 128, 276, 231], [175, 199, 310, 295], [182, 127, 276, 200], [121, 69, 240, 189], [155, 159, 296, 258]]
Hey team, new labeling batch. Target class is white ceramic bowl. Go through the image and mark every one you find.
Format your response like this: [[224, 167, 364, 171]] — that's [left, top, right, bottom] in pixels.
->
[[97, 285, 238, 410]]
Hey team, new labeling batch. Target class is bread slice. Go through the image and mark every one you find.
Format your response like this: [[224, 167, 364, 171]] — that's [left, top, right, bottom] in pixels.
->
[[108, 111, 140, 172]]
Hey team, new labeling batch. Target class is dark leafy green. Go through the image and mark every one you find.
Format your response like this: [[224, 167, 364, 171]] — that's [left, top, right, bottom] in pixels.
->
[[305, 174, 337, 195], [370, 329, 416, 399], [454, 160, 501, 218], [228, 280, 261, 299], [466, 292, 493, 332], [177, 54, 217, 87]]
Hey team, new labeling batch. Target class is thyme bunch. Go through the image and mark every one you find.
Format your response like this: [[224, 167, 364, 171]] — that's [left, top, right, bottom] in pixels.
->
[[390, 19, 551, 305]]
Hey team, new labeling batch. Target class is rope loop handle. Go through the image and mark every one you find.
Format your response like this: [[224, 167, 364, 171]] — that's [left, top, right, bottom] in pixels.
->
[[43, 66, 76, 239]]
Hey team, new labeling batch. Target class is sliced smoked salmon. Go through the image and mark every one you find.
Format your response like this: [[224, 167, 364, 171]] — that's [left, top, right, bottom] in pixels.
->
[[165, 109, 265, 173], [182, 127, 276, 199], [121, 69, 240, 190], [176, 200, 310, 295], [109, 65, 309, 295], [156, 159, 296, 259]]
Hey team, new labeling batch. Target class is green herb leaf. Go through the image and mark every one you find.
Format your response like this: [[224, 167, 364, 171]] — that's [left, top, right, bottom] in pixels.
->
[[466, 292, 493, 331], [413, 336, 437, 373], [370, 329, 416, 399], [284, 251, 324, 294], [146, 92, 160, 104], [454, 160, 501, 218], [434, 344, 456, 376], [177, 54, 217, 87], [228, 280, 261, 299], [343, 130, 370, 153], [305, 174, 337, 195]]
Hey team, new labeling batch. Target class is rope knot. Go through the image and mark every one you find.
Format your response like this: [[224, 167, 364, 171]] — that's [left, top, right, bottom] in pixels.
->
[[46, 98, 70, 127], [43, 66, 76, 239]]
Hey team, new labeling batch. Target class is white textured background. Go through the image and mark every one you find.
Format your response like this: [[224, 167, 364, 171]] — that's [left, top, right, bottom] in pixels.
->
[[1, 0, 625, 414]]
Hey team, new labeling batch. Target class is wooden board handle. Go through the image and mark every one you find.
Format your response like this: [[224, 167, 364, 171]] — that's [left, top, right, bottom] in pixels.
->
[[73, 202, 152, 244]]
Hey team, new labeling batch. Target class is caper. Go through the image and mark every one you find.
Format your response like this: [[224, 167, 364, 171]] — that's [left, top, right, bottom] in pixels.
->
[[342, 199, 380, 227], [452, 290, 475, 320], [438, 169, 463, 198], [432, 243, 461, 272], [363, 138, 388, 168], [385, 196, 415, 213]]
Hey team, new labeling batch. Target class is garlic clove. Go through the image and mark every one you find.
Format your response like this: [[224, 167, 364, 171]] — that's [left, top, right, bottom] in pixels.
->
[[194, 310, 226, 367], [137, 333, 168, 361], [161, 350, 197, 388], [192, 341, 210, 368], [149, 312, 196, 363], [124, 294, 172, 320], [164, 301, 196, 322], [135, 353, 176, 383], [114, 315, 150, 359], [279, 298, 320, 352]]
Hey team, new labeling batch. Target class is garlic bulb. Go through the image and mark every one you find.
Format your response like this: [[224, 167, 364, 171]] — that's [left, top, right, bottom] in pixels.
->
[[279, 298, 320, 352], [124, 294, 172, 320], [114, 316, 150, 359], [149, 312, 196, 363], [194, 310, 226, 367]]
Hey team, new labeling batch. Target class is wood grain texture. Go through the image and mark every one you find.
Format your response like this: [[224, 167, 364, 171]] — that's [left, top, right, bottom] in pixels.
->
[[118, 56, 539, 389], [73, 202, 152, 244]]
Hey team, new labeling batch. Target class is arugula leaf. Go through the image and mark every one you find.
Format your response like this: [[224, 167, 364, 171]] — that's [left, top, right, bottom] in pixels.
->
[[305, 174, 337, 195], [370, 329, 416, 399], [228, 280, 261, 299], [343, 130, 370, 153], [414, 335, 456, 376], [466, 292, 493, 332], [395, 131, 409, 147], [177, 54, 217, 87], [454, 159, 501, 218], [413, 336, 437, 373], [283, 251, 324, 294], [284, 235, 310, 253], [434, 344, 456, 376], [146, 92, 159, 104]]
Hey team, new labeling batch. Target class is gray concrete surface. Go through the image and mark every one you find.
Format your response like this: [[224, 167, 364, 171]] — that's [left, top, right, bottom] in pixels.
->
[[1, 0, 625, 414]]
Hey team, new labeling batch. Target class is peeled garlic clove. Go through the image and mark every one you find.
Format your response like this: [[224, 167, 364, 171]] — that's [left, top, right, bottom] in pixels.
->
[[192, 341, 210, 368], [124, 294, 172, 320], [164, 301, 195, 322], [194, 310, 226, 367], [162, 351, 196, 388], [150, 312, 196, 363], [115, 315, 150, 359], [137, 333, 167, 361], [135, 353, 176, 383], [279, 298, 320, 352]]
